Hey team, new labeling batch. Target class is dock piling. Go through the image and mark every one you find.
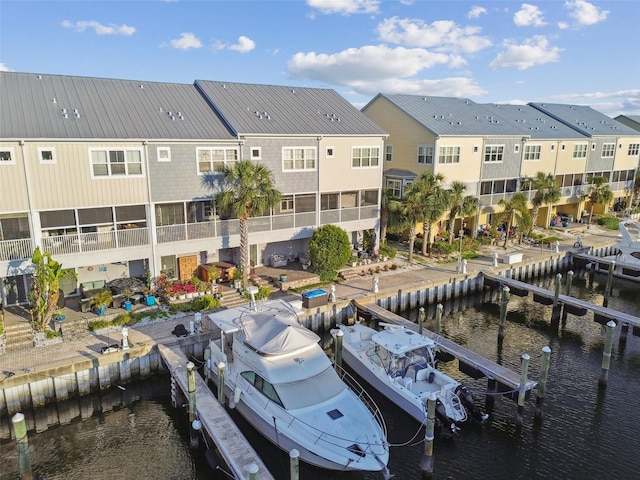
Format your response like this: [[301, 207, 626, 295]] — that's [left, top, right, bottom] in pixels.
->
[[435, 304, 443, 335], [334, 329, 343, 370], [217, 362, 226, 405], [551, 273, 562, 329], [247, 463, 259, 479], [603, 261, 615, 307], [534, 346, 551, 420], [418, 307, 425, 335], [420, 393, 437, 475], [187, 362, 196, 422], [11, 413, 32, 480], [516, 353, 530, 426], [598, 320, 616, 387], [290, 449, 300, 480], [498, 286, 510, 339]]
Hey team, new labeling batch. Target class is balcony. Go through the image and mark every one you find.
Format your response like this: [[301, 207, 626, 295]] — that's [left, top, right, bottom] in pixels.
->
[[0, 238, 34, 262], [41, 227, 150, 256]]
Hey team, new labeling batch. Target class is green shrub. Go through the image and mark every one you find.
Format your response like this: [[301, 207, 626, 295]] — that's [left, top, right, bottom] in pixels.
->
[[46, 329, 62, 339], [319, 270, 338, 282], [378, 243, 397, 259], [597, 215, 621, 230], [308, 224, 352, 274], [244, 286, 271, 301]]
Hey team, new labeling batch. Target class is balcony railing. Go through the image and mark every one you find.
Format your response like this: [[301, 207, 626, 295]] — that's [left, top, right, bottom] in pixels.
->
[[41, 227, 150, 256], [0, 238, 34, 262]]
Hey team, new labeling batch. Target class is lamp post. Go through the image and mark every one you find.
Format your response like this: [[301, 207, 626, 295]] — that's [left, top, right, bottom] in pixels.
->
[[459, 229, 464, 269]]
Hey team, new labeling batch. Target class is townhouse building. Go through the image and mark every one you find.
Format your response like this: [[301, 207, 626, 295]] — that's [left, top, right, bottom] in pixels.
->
[[614, 115, 640, 133], [0, 72, 386, 306]]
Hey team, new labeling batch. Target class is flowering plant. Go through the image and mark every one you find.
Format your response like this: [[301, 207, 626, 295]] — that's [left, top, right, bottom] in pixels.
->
[[183, 282, 197, 294]]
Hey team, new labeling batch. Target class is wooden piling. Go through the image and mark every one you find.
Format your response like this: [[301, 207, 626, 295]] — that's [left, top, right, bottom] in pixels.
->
[[217, 361, 225, 405], [551, 273, 562, 329], [187, 362, 196, 423], [290, 449, 300, 480], [418, 306, 425, 335], [248, 463, 259, 479], [516, 353, 530, 427], [620, 323, 629, 344], [435, 303, 443, 335], [420, 393, 437, 475], [498, 286, 510, 339], [485, 378, 496, 412], [598, 320, 616, 387], [334, 329, 343, 370], [604, 261, 615, 307], [566, 270, 574, 296], [534, 346, 551, 420], [11, 413, 32, 480]]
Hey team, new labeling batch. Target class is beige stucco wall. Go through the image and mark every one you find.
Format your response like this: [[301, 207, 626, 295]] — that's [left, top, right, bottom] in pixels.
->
[[614, 136, 640, 170], [0, 142, 30, 212], [554, 140, 589, 175], [318, 136, 384, 192], [520, 140, 559, 177], [433, 137, 483, 183]]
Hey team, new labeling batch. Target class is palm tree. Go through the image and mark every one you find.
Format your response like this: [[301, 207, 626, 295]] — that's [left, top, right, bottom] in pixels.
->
[[388, 182, 425, 263], [203, 160, 281, 287], [496, 192, 531, 248], [586, 176, 614, 224], [446, 181, 479, 244], [415, 172, 448, 255], [379, 187, 395, 247], [524, 172, 561, 232]]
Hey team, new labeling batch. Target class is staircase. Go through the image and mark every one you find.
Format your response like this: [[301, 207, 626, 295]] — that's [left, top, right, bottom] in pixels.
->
[[59, 316, 90, 342], [339, 267, 362, 282], [4, 320, 34, 350], [218, 287, 249, 309]]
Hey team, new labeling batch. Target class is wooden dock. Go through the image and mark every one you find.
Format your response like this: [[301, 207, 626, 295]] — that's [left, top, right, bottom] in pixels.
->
[[158, 344, 274, 480], [354, 301, 537, 394], [482, 272, 640, 328], [571, 252, 640, 282]]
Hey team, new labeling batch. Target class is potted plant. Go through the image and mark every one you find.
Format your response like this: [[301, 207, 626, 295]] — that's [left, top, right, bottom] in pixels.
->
[[54, 308, 66, 323], [184, 281, 197, 299], [233, 266, 243, 290], [122, 289, 133, 311], [89, 289, 112, 316], [143, 270, 156, 306]]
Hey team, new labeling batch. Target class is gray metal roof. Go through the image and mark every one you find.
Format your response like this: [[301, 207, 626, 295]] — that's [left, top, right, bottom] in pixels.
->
[[0, 72, 235, 140], [614, 114, 640, 132], [482, 104, 587, 140], [384, 168, 417, 179], [529, 102, 639, 137], [365, 94, 525, 136], [195, 80, 387, 136]]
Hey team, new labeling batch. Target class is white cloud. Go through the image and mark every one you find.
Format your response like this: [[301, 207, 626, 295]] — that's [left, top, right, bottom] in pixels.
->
[[61, 20, 135, 36], [557, 21, 569, 29], [513, 4, 546, 27], [548, 89, 640, 116], [377, 17, 492, 54], [0, 63, 12, 72], [228, 36, 256, 53], [468, 6, 487, 19], [167, 32, 202, 50], [490, 35, 561, 70], [306, 0, 380, 15], [565, 0, 608, 26]]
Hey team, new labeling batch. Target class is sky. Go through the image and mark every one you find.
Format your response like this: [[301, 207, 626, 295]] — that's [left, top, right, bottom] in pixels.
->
[[1, 0, 639, 117]]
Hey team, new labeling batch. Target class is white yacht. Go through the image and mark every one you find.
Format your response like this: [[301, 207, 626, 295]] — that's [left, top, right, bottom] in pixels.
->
[[205, 299, 389, 473], [596, 219, 640, 281]]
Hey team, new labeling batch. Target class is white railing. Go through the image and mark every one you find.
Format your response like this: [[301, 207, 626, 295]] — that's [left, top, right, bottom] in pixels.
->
[[321, 210, 340, 225], [116, 227, 150, 247], [187, 221, 216, 240], [273, 214, 294, 230], [41, 228, 151, 255], [248, 217, 271, 233], [295, 212, 316, 227], [341, 207, 360, 222], [0, 238, 34, 262], [42, 235, 81, 256], [156, 224, 187, 243]]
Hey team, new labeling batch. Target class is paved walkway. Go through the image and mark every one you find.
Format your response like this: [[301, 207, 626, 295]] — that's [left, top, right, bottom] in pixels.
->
[[0, 224, 619, 380]]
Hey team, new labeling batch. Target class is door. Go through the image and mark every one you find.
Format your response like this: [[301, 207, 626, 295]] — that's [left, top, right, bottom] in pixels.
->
[[178, 255, 198, 281]]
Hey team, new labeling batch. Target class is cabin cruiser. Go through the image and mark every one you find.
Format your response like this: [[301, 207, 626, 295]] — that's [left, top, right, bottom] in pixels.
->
[[205, 299, 389, 472], [333, 321, 488, 433], [589, 219, 640, 281]]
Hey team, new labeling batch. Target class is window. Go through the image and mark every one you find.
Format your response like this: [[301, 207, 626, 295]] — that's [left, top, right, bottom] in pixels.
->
[[480, 181, 492, 195], [484, 145, 504, 162], [385, 145, 393, 162], [514, 145, 520, 153], [572, 144, 588, 158], [277, 196, 294, 214], [197, 147, 238, 174], [601, 143, 615, 158], [341, 191, 358, 208], [90, 149, 143, 177], [438, 146, 460, 164], [628, 143, 639, 156], [352, 146, 380, 167], [386, 179, 402, 198], [39, 148, 55, 163], [523, 145, 541, 161], [473, 146, 479, 153], [417, 145, 434, 164], [250, 147, 261, 160], [0, 149, 14, 164], [361, 190, 378, 206], [551, 144, 556, 151], [326, 147, 334, 158], [157, 147, 171, 162], [283, 147, 316, 171], [321, 193, 339, 210]]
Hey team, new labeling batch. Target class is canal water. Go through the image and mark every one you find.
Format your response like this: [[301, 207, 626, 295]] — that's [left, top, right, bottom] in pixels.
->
[[2, 269, 640, 480]]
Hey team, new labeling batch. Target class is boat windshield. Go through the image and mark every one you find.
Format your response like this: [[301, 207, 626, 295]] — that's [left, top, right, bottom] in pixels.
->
[[275, 366, 346, 410], [387, 346, 432, 377]]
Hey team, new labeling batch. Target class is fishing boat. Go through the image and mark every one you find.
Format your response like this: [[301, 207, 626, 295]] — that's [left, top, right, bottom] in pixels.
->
[[333, 321, 488, 433], [588, 219, 640, 281], [205, 298, 389, 473]]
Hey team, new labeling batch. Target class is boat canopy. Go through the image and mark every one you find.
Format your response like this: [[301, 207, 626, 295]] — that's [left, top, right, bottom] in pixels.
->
[[242, 314, 320, 355], [372, 326, 435, 356]]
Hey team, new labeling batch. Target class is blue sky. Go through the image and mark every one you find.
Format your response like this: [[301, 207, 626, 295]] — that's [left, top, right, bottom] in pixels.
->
[[1, 0, 638, 116]]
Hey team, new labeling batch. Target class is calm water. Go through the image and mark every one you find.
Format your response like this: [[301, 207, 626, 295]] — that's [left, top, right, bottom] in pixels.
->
[[2, 269, 640, 480]]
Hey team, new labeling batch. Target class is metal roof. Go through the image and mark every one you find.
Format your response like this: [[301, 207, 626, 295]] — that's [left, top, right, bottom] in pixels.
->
[[614, 114, 640, 132], [366, 94, 525, 136], [0, 72, 235, 140], [529, 102, 639, 137], [482, 104, 587, 139], [384, 168, 417, 179], [195, 80, 387, 136]]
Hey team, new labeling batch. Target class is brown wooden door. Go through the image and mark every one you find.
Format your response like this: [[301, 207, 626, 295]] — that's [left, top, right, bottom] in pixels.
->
[[178, 255, 198, 281]]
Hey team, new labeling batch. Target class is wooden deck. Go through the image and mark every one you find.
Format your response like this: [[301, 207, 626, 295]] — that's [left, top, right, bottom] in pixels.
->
[[158, 344, 274, 480], [354, 301, 537, 393]]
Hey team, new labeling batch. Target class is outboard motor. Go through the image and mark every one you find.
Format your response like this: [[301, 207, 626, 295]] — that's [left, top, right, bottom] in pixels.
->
[[456, 385, 489, 423], [435, 399, 460, 435]]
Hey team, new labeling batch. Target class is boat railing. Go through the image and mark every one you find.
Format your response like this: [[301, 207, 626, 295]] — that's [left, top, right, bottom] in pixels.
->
[[336, 365, 388, 438]]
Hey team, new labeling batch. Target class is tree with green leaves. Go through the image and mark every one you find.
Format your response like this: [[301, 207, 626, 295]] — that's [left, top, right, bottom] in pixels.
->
[[308, 224, 352, 280], [387, 180, 428, 263], [496, 192, 531, 248], [379, 187, 394, 247], [411, 172, 447, 256], [586, 176, 614, 224], [446, 181, 479, 244], [524, 172, 561, 232], [203, 160, 281, 288], [29, 247, 77, 332]]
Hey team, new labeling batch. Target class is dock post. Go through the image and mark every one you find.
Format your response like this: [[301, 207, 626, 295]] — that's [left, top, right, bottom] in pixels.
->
[[217, 362, 226, 405], [604, 261, 615, 307], [498, 286, 510, 339], [187, 362, 196, 423], [485, 378, 496, 412], [334, 329, 343, 370], [534, 346, 551, 420], [566, 270, 574, 296], [190, 415, 201, 449], [620, 322, 629, 345], [11, 413, 32, 480], [420, 393, 437, 475], [418, 307, 425, 335], [516, 353, 530, 427], [598, 320, 616, 387], [435, 303, 443, 335], [247, 463, 259, 480], [290, 449, 300, 480], [551, 273, 562, 329]]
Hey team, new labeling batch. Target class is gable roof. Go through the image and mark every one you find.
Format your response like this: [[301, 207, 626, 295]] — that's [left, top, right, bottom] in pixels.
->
[[529, 102, 638, 136], [0, 72, 235, 140], [195, 80, 387, 136], [364, 94, 525, 136], [614, 114, 640, 132]]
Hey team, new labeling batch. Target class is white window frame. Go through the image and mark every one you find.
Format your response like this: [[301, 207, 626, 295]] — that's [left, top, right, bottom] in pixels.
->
[[38, 147, 56, 164], [523, 144, 541, 161], [326, 147, 334, 158], [0, 148, 15, 164], [157, 147, 171, 162], [279, 196, 294, 213], [438, 146, 461, 164], [282, 147, 316, 171], [386, 178, 402, 198], [417, 145, 434, 165], [89, 148, 143, 178], [484, 145, 504, 163], [629, 143, 640, 156], [514, 144, 520, 153], [601, 143, 615, 158], [197, 147, 239, 175], [352, 146, 380, 168], [385, 145, 393, 162], [250, 147, 262, 160], [573, 144, 588, 159]]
